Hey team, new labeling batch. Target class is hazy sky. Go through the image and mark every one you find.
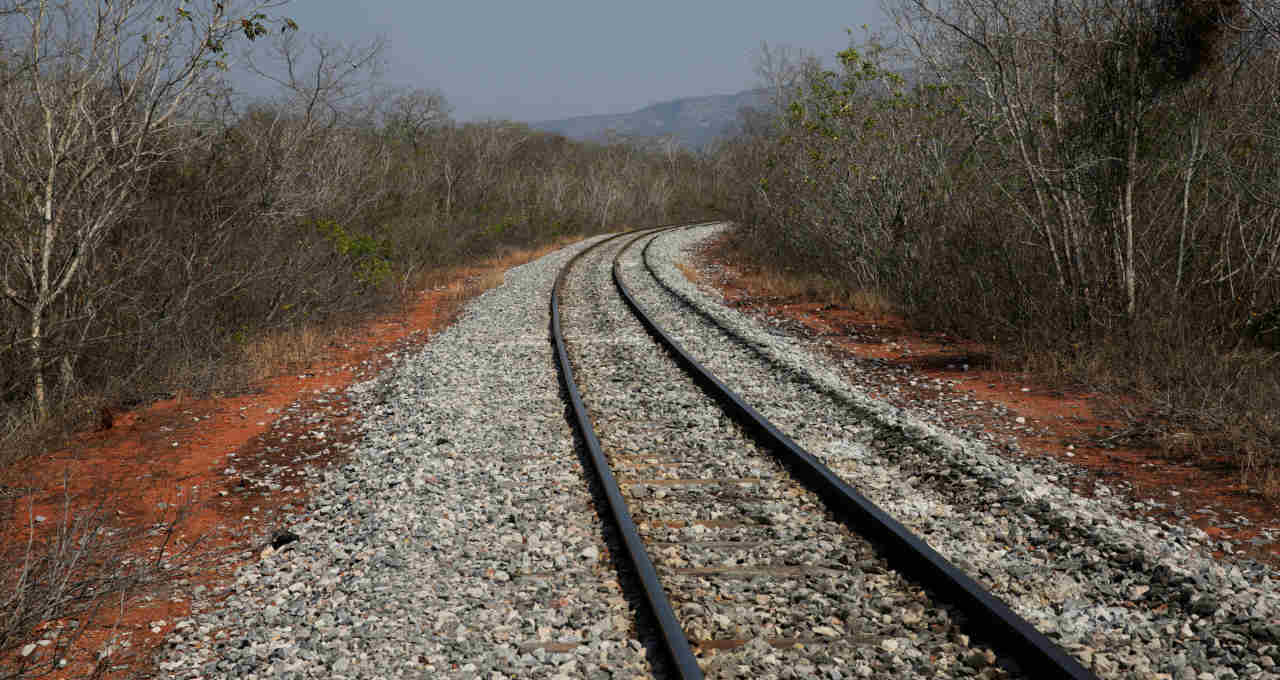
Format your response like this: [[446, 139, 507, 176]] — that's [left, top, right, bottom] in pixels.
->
[[268, 0, 885, 122]]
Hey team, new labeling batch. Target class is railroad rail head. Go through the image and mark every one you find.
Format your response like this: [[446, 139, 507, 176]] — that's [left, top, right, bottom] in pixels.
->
[[550, 227, 706, 680], [552, 223, 1101, 680], [614, 226, 1100, 680]]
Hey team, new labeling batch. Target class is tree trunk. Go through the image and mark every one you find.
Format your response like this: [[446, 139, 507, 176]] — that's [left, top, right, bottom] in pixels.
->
[[29, 308, 46, 421], [1123, 97, 1139, 320], [1176, 122, 1201, 295], [59, 353, 76, 397]]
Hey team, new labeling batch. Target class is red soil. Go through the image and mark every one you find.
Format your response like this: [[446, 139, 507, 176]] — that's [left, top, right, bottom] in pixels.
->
[[0, 252, 548, 678]]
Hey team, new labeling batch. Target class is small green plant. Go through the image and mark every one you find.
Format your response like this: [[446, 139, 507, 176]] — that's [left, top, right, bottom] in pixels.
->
[[313, 219, 393, 288], [489, 216, 519, 239], [1244, 307, 1280, 350], [229, 324, 251, 346]]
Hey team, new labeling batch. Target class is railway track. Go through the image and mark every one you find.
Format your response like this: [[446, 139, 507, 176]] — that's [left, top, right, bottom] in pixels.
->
[[551, 226, 1098, 679]]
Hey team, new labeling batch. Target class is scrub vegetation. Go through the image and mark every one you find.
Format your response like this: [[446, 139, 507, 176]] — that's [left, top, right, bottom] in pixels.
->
[[710, 1, 1280, 489], [0, 1, 716, 468], [6, 0, 1280, 673]]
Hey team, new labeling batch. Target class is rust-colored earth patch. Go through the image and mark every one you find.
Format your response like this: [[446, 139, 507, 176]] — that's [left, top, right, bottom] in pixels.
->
[[685, 231, 1280, 568], [0, 242, 574, 679]]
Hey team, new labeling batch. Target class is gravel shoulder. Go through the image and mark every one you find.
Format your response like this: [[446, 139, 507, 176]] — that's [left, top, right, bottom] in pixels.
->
[[159, 235, 658, 679]]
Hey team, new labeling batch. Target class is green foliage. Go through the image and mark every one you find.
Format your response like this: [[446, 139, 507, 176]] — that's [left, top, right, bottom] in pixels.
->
[[489, 216, 518, 239], [1245, 307, 1280, 350], [313, 219, 393, 289]]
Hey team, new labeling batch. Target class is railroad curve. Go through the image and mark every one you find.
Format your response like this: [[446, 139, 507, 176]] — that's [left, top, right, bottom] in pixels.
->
[[552, 225, 1097, 679]]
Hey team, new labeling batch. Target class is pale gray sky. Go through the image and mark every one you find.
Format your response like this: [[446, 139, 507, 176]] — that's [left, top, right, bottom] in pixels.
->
[[269, 0, 885, 122]]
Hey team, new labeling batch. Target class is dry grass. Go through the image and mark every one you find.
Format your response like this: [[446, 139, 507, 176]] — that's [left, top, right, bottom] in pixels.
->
[[400, 236, 584, 326], [416, 237, 580, 293], [198, 237, 584, 392], [0, 400, 102, 478], [0, 410, 37, 473], [237, 326, 330, 386], [1024, 331, 1280, 488], [678, 259, 897, 319]]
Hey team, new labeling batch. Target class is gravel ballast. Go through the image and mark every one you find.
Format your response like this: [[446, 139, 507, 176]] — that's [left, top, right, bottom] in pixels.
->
[[156, 225, 1280, 680], [560, 233, 1011, 679], [159, 235, 658, 679], [626, 224, 1280, 680]]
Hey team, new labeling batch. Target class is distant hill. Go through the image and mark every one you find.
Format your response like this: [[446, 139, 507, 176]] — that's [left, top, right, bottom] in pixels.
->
[[531, 89, 769, 150]]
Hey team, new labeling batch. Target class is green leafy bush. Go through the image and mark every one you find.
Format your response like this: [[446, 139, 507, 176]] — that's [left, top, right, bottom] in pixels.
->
[[313, 219, 393, 289]]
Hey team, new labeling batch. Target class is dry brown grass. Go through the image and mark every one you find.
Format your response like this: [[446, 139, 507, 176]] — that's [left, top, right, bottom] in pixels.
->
[[0, 401, 101, 479], [417, 237, 581, 292], [230, 237, 583, 389], [677, 260, 897, 319], [1023, 332, 1280, 490], [237, 326, 329, 387]]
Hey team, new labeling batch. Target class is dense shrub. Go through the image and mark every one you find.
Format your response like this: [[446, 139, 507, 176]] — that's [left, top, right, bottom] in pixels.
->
[[713, 1, 1280, 483], [0, 18, 714, 461]]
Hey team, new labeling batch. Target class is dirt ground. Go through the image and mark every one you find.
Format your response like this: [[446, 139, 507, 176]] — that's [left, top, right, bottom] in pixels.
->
[[0, 246, 559, 679]]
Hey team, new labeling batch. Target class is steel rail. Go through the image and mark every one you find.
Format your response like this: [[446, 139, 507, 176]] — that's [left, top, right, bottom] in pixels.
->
[[550, 228, 705, 680], [610, 227, 1099, 680]]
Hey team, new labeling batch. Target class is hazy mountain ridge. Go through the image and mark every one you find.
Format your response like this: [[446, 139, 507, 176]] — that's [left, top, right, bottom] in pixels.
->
[[531, 89, 769, 149]]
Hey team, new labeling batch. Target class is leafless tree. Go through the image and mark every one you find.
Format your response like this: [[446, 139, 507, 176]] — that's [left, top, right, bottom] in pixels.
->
[[235, 32, 392, 227], [0, 0, 289, 419], [244, 31, 385, 129], [753, 41, 821, 115], [889, 0, 1247, 319], [382, 86, 451, 152]]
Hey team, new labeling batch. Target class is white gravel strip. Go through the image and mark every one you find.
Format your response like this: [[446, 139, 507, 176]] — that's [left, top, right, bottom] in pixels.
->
[[158, 235, 659, 680], [625, 224, 1280, 680]]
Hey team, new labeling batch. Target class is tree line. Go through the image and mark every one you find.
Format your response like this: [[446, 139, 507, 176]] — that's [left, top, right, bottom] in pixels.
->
[[712, 0, 1280, 483], [0, 0, 715, 461]]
